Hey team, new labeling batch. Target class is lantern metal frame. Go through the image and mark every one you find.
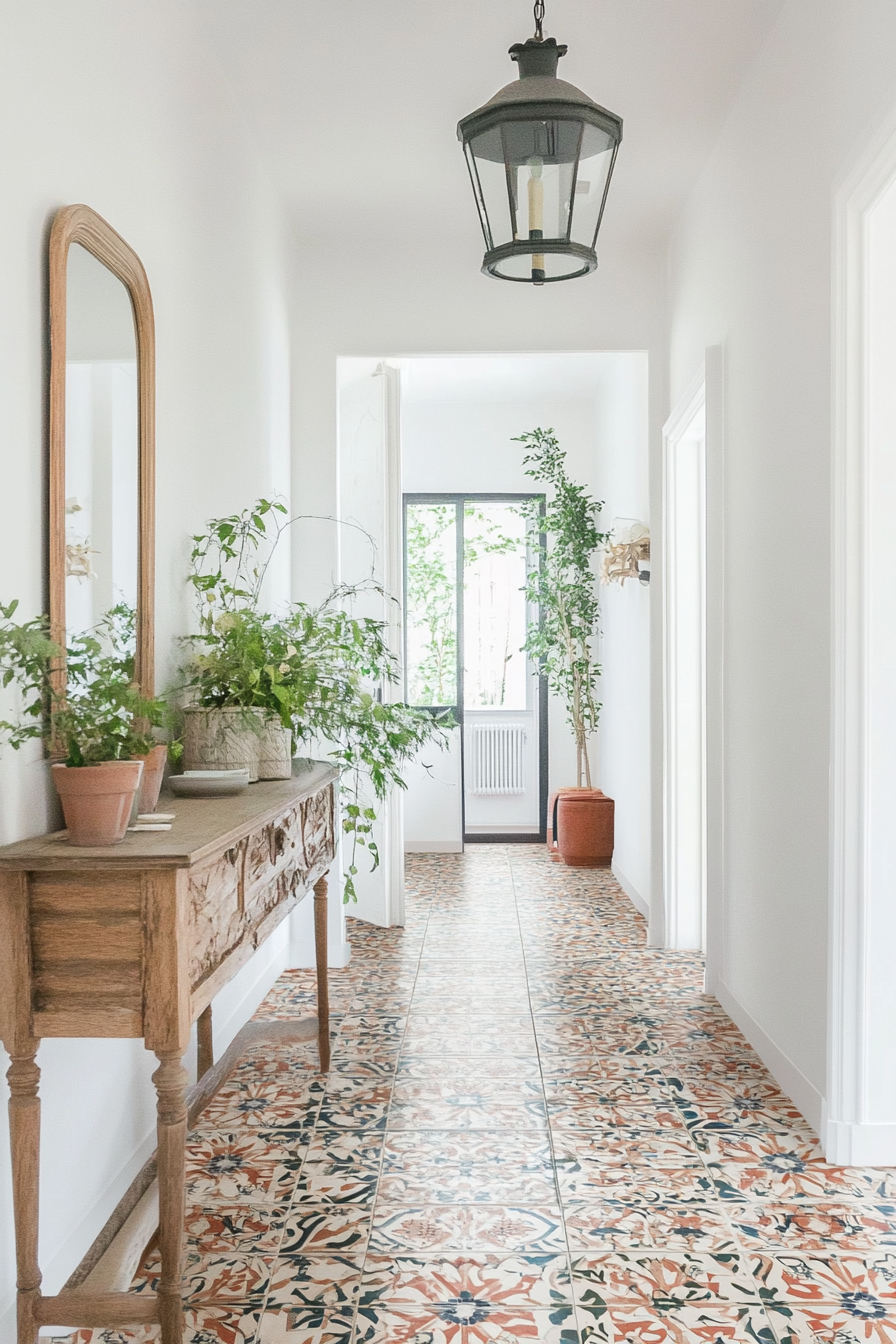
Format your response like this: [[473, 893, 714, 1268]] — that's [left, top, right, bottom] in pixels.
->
[[458, 26, 623, 284]]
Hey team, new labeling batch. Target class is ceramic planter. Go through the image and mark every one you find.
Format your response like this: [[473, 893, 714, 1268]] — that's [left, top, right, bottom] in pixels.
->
[[52, 760, 144, 846], [256, 718, 293, 780], [556, 788, 615, 867], [133, 743, 168, 813], [183, 706, 261, 782]]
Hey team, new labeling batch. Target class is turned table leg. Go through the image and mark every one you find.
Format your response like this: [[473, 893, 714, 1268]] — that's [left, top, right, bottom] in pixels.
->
[[153, 1050, 189, 1344], [8, 1042, 41, 1344], [313, 874, 330, 1072]]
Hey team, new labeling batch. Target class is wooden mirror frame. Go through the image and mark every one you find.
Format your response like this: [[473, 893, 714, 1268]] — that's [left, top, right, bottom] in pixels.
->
[[48, 204, 156, 696]]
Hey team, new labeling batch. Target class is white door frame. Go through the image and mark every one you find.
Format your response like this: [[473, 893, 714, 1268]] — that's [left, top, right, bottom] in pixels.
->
[[661, 349, 725, 975], [829, 109, 896, 1164], [662, 373, 707, 953]]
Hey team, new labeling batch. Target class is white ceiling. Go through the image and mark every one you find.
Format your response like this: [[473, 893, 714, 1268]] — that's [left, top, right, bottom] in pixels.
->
[[198, 0, 784, 248]]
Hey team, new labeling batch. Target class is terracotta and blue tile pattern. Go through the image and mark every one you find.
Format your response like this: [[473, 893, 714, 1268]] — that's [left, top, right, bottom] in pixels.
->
[[64, 845, 896, 1342]]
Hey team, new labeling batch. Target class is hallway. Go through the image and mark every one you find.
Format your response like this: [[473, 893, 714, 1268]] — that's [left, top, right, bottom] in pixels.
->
[[77, 846, 896, 1342]]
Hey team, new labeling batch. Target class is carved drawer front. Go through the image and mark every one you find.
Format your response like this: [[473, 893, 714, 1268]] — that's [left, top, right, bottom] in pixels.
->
[[29, 871, 144, 1037], [187, 788, 334, 991]]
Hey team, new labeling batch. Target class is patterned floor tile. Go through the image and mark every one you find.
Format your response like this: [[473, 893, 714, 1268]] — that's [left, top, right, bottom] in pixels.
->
[[254, 1308, 355, 1342], [94, 848, 896, 1343], [278, 1205, 372, 1254], [183, 1203, 289, 1253], [388, 1099, 548, 1130], [767, 1302, 896, 1344], [353, 1302, 580, 1342], [185, 1131, 305, 1204], [397, 1056, 544, 1080], [748, 1252, 896, 1306], [133, 1249, 272, 1302], [392, 1079, 545, 1105], [728, 1204, 896, 1252], [264, 1253, 363, 1306], [359, 1253, 572, 1307], [370, 1205, 568, 1253], [576, 1301, 777, 1344], [571, 1251, 757, 1305]]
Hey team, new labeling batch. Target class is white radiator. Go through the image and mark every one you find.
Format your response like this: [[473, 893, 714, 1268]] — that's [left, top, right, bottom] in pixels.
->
[[471, 722, 527, 795]]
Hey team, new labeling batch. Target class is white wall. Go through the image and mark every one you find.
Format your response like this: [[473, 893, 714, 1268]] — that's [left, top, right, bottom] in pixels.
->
[[668, 0, 896, 1137], [0, 4, 298, 1328], [593, 356, 652, 918]]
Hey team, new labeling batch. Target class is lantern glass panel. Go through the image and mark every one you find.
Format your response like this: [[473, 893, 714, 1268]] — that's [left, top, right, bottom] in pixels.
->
[[568, 124, 616, 248]]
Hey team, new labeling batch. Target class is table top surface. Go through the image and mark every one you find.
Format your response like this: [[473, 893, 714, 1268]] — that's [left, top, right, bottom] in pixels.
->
[[0, 761, 338, 871]]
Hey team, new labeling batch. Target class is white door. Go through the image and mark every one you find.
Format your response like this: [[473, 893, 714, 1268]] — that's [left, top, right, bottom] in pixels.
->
[[662, 382, 707, 951], [462, 501, 540, 837]]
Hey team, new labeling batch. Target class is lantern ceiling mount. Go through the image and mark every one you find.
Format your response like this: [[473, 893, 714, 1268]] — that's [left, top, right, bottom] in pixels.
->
[[457, 0, 623, 285]]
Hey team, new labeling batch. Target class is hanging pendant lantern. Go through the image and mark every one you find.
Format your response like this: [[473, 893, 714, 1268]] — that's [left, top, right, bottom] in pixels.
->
[[458, 0, 622, 284]]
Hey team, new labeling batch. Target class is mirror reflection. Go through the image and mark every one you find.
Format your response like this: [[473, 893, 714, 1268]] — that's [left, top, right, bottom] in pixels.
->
[[64, 242, 138, 640]]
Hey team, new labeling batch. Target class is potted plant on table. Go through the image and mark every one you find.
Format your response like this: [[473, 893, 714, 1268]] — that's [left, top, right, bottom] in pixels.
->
[[0, 600, 167, 845], [517, 427, 616, 867], [178, 499, 448, 901]]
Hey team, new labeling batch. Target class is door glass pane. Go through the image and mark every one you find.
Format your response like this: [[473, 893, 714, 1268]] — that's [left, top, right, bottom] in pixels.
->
[[463, 503, 528, 710], [405, 503, 457, 706]]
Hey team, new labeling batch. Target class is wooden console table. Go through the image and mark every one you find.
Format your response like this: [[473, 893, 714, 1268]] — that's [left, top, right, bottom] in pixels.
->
[[0, 761, 338, 1344]]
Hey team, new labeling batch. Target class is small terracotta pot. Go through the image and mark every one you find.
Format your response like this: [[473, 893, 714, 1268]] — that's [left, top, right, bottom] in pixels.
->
[[556, 788, 615, 868], [51, 760, 144, 846], [133, 743, 168, 814]]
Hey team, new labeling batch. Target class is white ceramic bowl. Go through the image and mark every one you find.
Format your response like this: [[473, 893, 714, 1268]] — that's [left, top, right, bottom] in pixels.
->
[[168, 769, 250, 798]]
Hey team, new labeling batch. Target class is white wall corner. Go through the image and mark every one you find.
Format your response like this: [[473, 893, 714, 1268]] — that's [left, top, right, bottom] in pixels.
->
[[612, 860, 649, 921], [824, 1117, 896, 1167], [715, 979, 825, 1138]]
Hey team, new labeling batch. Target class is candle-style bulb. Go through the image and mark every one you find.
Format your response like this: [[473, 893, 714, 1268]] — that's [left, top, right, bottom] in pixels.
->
[[527, 156, 545, 284]]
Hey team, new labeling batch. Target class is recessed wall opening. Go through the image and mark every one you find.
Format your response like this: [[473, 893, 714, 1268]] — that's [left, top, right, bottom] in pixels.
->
[[337, 351, 650, 924]]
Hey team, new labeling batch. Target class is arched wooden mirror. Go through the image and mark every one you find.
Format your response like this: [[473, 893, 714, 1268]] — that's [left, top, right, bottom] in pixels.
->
[[48, 204, 156, 696]]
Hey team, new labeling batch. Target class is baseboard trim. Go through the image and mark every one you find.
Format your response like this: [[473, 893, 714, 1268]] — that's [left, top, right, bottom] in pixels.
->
[[612, 861, 649, 921], [714, 979, 824, 1136], [405, 840, 464, 853], [824, 1117, 896, 1166]]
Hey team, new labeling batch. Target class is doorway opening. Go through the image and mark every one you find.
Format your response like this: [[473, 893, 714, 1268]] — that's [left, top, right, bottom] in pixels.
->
[[662, 378, 707, 952], [830, 113, 896, 1164], [403, 493, 548, 842]]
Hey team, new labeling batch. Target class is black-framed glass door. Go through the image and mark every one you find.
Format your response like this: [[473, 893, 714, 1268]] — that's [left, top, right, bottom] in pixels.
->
[[403, 493, 548, 842]]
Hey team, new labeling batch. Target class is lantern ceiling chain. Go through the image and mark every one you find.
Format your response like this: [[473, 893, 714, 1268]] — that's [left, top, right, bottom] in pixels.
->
[[534, 0, 545, 41]]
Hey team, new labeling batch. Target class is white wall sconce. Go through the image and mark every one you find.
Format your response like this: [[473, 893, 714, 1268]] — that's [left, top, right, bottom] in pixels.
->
[[601, 519, 650, 586]]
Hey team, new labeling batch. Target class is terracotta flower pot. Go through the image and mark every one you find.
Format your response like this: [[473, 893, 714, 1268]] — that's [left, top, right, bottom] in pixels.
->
[[51, 760, 144, 847], [556, 788, 615, 868], [133, 743, 168, 814]]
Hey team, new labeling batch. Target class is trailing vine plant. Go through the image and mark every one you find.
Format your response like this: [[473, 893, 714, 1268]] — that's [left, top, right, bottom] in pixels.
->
[[515, 428, 610, 788], [180, 499, 448, 902]]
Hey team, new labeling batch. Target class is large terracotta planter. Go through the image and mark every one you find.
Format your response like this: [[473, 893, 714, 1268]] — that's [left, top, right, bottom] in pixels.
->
[[547, 787, 582, 862], [52, 760, 144, 847], [133, 743, 168, 814], [556, 788, 615, 867], [183, 707, 260, 781]]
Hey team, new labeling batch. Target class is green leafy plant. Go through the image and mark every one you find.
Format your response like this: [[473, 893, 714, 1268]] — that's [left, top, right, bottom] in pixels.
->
[[516, 427, 609, 788], [0, 601, 166, 767], [180, 499, 449, 902]]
